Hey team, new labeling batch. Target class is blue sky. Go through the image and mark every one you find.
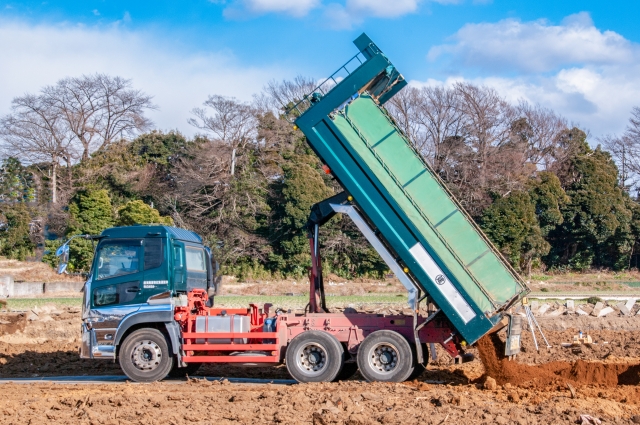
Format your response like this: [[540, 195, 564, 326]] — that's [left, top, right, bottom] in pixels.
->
[[1, 0, 640, 138]]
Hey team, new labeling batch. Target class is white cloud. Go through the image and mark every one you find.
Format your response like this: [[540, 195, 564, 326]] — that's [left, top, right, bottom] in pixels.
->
[[410, 64, 640, 137], [345, 0, 422, 18], [416, 13, 640, 137], [0, 20, 289, 137], [324, 0, 424, 29], [217, 0, 466, 28], [223, 0, 321, 18], [428, 12, 636, 73]]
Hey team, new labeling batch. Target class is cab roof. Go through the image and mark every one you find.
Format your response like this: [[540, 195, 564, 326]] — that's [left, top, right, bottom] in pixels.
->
[[100, 225, 203, 244]]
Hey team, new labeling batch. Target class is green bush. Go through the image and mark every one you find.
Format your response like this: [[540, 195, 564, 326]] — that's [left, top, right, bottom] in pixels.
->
[[0, 203, 37, 261], [586, 296, 603, 305], [116, 200, 173, 226]]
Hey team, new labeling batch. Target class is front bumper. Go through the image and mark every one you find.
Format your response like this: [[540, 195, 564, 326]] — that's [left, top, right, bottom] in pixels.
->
[[80, 323, 116, 359]]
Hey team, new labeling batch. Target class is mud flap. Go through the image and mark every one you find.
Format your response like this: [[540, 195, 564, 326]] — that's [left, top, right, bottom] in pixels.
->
[[504, 314, 522, 357]]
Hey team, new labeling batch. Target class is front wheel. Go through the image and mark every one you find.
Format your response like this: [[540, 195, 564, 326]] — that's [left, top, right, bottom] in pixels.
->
[[285, 331, 344, 383], [119, 328, 173, 383], [357, 330, 414, 383]]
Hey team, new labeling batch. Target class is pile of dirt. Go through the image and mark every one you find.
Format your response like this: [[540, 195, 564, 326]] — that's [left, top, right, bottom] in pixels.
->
[[0, 313, 26, 336], [476, 333, 640, 391]]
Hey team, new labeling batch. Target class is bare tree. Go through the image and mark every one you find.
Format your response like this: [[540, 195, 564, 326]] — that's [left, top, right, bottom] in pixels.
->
[[42, 74, 156, 160], [189, 95, 257, 148], [513, 101, 568, 170], [0, 94, 74, 203], [262, 76, 317, 113], [388, 83, 541, 214], [388, 85, 465, 171], [455, 83, 515, 168], [601, 107, 640, 192]]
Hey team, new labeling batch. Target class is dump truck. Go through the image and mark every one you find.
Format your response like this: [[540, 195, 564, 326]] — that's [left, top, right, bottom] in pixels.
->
[[61, 33, 529, 383]]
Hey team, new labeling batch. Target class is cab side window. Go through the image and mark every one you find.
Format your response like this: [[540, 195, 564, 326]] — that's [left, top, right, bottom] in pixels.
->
[[93, 285, 118, 306], [185, 247, 206, 271], [174, 246, 184, 268], [144, 238, 164, 270]]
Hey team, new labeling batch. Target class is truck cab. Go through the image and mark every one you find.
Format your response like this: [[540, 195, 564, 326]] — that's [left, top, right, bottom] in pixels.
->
[[77, 225, 218, 371]]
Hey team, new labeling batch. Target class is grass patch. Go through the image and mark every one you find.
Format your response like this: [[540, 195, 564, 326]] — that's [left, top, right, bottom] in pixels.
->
[[531, 275, 552, 281], [2, 294, 410, 311], [215, 294, 409, 308], [586, 296, 603, 305], [5, 297, 82, 311]]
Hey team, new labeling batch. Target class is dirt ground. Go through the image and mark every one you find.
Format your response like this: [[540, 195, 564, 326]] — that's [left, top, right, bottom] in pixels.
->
[[0, 307, 639, 424], [0, 259, 82, 283]]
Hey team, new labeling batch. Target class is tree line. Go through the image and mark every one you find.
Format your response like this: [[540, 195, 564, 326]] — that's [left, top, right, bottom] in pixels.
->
[[1, 73, 639, 278]]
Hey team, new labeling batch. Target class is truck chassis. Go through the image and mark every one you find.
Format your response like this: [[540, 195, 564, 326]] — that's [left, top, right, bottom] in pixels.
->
[[172, 289, 465, 383]]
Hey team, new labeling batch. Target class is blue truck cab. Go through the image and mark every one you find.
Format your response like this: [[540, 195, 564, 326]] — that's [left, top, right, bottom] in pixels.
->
[[78, 225, 217, 362]]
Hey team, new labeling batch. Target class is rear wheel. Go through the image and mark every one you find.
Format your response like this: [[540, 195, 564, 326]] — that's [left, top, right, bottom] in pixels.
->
[[286, 331, 344, 383], [357, 330, 413, 383], [119, 328, 173, 383]]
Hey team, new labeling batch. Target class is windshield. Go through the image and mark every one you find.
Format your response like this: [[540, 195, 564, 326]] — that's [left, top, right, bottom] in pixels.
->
[[95, 240, 142, 280]]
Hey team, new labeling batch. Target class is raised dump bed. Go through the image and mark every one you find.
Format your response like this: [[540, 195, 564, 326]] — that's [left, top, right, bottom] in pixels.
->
[[291, 34, 529, 345]]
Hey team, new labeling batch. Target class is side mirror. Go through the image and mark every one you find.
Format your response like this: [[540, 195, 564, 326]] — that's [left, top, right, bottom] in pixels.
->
[[56, 244, 70, 274]]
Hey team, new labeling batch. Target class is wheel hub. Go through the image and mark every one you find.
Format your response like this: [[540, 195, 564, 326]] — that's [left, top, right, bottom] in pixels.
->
[[296, 343, 327, 376], [369, 343, 399, 374], [308, 351, 322, 365], [131, 340, 163, 371], [379, 351, 393, 365]]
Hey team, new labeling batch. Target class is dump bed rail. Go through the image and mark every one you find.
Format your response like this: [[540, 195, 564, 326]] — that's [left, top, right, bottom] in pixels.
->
[[292, 34, 529, 345]]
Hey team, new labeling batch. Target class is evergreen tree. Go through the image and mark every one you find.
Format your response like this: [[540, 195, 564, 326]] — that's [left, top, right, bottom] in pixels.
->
[[267, 147, 333, 276], [117, 200, 173, 226], [0, 203, 37, 260], [480, 191, 549, 274], [66, 189, 114, 271], [130, 130, 190, 167], [527, 171, 568, 237], [0, 157, 35, 202], [546, 131, 633, 270]]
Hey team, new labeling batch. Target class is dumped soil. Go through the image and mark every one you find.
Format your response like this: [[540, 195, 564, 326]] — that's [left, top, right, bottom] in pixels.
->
[[476, 332, 640, 394]]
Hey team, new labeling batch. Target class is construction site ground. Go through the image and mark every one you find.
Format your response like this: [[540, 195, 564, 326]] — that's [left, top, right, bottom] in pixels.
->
[[0, 300, 638, 425]]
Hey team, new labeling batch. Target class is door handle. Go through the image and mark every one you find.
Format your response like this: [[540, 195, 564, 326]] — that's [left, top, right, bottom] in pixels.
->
[[126, 287, 140, 293]]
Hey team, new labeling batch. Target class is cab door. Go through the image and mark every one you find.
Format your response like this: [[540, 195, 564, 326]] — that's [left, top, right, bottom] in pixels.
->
[[139, 237, 170, 298], [91, 239, 146, 309]]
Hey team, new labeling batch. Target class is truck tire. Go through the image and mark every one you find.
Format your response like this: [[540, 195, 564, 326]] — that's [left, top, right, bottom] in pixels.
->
[[168, 361, 201, 378], [119, 328, 174, 383], [286, 331, 344, 383], [357, 330, 414, 383]]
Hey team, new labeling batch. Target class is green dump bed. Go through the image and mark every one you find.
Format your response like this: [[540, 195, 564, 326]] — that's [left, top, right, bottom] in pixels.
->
[[292, 34, 528, 345]]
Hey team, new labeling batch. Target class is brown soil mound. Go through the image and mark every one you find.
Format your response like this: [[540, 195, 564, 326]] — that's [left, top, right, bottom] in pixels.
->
[[0, 313, 27, 335], [476, 332, 640, 389]]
